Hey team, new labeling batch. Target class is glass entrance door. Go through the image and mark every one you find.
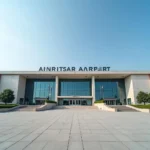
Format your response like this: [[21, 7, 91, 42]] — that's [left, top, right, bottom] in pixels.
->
[[73, 100, 75, 105], [69, 99, 76, 105], [69, 100, 72, 105], [105, 100, 116, 105], [65, 99, 89, 106], [69, 99, 81, 105], [76, 99, 81, 105]]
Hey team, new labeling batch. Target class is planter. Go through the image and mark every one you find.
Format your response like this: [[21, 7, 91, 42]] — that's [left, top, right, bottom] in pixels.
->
[[36, 103, 56, 111], [94, 103, 117, 112], [0, 105, 24, 112], [126, 105, 150, 113]]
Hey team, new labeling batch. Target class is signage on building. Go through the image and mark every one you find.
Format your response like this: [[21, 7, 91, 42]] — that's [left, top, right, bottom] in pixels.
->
[[39, 66, 110, 72]]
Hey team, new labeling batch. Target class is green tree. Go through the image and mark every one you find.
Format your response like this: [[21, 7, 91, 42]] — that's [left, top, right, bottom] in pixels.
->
[[148, 93, 150, 103], [136, 91, 148, 105], [0, 89, 15, 104]]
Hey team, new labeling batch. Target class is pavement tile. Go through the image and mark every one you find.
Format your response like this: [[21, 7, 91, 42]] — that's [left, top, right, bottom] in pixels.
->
[[24, 141, 47, 150], [55, 133, 70, 141], [122, 141, 147, 150], [138, 142, 150, 149], [6, 141, 30, 150], [59, 130, 70, 134], [70, 134, 82, 141], [20, 133, 40, 142], [43, 141, 68, 150], [0, 141, 15, 150], [113, 133, 132, 141], [44, 130, 60, 134], [100, 142, 128, 150], [68, 142, 83, 150], [91, 129, 110, 134], [129, 134, 150, 141], [7, 134, 28, 142], [83, 141, 101, 150], [71, 130, 80, 134], [82, 134, 118, 142], [81, 130, 91, 134], [0, 134, 17, 142], [34, 133, 57, 142]]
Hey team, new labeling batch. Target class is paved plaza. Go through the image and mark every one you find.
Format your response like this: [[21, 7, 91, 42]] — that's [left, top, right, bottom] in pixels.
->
[[0, 109, 150, 150]]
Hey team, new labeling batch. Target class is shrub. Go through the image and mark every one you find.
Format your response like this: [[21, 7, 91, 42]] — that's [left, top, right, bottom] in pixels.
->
[[45, 100, 57, 104], [0, 89, 15, 104], [94, 100, 104, 103], [136, 91, 149, 105]]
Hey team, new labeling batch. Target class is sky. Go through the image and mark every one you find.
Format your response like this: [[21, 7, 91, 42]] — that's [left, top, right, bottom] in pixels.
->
[[0, 0, 150, 71]]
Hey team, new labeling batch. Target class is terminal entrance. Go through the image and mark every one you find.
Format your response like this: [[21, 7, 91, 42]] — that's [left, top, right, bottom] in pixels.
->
[[58, 99, 92, 106], [104, 99, 121, 105], [105, 100, 116, 105], [68, 99, 87, 105]]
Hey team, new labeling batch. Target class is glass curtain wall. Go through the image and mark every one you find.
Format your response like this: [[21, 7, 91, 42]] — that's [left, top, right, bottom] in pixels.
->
[[33, 81, 55, 101], [25, 79, 55, 104], [59, 79, 91, 96], [95, 80, 118, 100]]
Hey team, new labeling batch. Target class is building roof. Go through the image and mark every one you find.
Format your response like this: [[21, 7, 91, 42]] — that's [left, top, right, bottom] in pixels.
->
[[0, 71, 150, 79]]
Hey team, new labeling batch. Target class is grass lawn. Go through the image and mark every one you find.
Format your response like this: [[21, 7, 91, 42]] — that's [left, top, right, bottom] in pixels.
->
[[0, 104, 18, 109], [94, 100, 104, 104], [131, 104, 150, 109]]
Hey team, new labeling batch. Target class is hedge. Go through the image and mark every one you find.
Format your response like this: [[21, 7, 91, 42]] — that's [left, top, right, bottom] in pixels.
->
[[94, 100, 104, 103], [131, 104, 150, 109], [45, 100, 57, 104], [0, 104, 18, 108]]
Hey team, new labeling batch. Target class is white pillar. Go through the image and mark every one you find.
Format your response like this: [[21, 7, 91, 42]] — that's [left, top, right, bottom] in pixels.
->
[[55, 76, 59, 103], [92, 76, 95, 105]]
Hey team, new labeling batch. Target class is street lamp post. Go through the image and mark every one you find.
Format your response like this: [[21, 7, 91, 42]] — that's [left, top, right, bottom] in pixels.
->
[[100, 85, 104, 100], [101, 86, 104, 100], [48, 85, 52, 100]]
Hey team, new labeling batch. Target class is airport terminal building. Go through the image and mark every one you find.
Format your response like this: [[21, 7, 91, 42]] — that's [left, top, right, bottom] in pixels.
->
[[0, 66, 150, 105]]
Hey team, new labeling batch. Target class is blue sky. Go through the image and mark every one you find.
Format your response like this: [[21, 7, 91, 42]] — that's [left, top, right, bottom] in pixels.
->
[[0, 0, 150, 71]]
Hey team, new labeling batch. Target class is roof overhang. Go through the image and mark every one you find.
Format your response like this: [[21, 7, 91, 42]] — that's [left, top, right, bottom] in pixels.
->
[[57, 96, 93, 99], [0, 71, 150, 79]]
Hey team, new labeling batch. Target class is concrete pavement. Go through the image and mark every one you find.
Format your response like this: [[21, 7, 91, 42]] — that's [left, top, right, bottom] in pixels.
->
[[0, 109, 150, 150]]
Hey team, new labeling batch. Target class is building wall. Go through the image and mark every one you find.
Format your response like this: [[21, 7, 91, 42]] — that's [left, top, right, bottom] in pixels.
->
[[0, 75, 26, 104], [125, 75, 150, 104], [125, 76, 134, 104], [17, 76, 26, 103], [118, 80, 126, 104], [132, 75, 150, 104], [0, 75, 20, 104]]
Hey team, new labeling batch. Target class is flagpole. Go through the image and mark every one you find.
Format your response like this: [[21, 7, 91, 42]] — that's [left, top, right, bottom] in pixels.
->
[[101, 86, 104, 100], [100, 85, 104, 100]]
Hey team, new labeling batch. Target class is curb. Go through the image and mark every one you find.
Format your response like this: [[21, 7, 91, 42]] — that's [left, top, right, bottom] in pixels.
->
[[0, 105, 25, 112]]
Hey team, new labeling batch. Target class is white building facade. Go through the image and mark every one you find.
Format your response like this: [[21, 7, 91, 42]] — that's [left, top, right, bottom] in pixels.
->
[[0, 71, 150, 105]]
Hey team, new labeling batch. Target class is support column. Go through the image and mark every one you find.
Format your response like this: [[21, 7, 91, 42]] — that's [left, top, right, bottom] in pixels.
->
[[92, 76, 95, 105], [55, 76, 59, 103]]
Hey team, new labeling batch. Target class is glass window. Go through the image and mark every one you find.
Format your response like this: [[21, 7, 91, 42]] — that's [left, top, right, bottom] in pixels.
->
[[36, 82, 40, 90], [33, 80, 55, 100], [59, 79, 91, 96], [95, 80, 118, 100]]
